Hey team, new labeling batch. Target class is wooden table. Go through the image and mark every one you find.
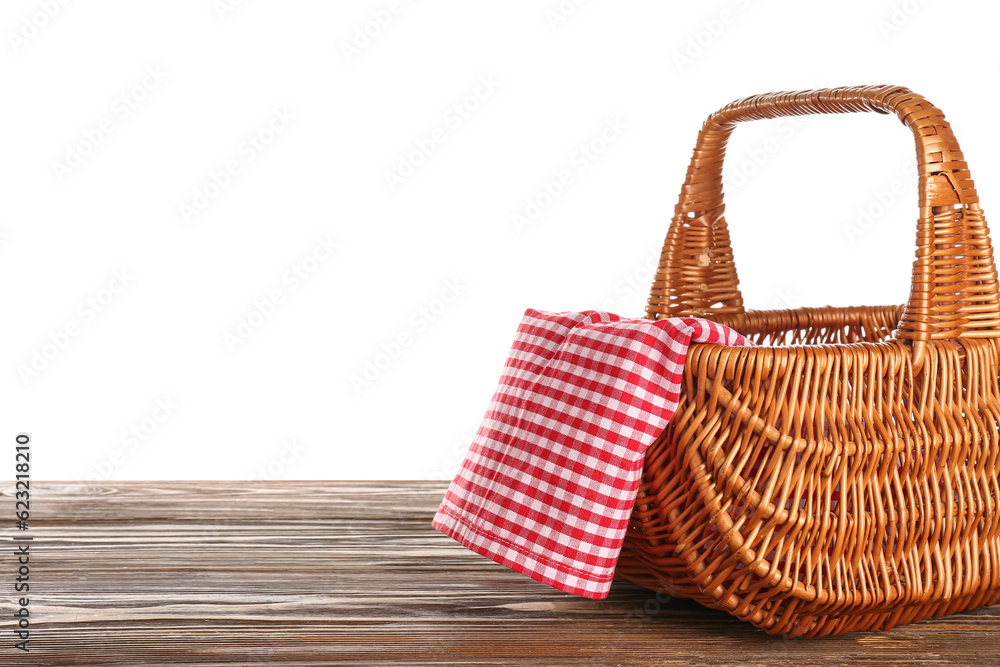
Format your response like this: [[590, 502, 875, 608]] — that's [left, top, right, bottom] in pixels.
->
[[3, 481, 998, 665]]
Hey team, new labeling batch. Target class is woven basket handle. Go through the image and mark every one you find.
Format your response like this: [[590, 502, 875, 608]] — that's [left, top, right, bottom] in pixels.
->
[[647, 85, 1000, 348]]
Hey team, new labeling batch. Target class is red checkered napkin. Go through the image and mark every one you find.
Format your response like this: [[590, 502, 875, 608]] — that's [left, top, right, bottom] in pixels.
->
[[432, 308, 754, 599]]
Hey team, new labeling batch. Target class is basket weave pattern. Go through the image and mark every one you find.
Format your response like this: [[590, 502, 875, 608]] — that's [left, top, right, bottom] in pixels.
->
[[615, 86, 1000, 637]]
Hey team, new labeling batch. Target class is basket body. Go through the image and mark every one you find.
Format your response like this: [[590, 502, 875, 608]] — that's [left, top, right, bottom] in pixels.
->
[[615, 86, 1000, 637], [615, 305, 1000, 636]]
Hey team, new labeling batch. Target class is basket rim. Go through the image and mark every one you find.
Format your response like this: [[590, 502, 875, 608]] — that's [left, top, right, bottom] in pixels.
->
[[675, 302, 982, 352]]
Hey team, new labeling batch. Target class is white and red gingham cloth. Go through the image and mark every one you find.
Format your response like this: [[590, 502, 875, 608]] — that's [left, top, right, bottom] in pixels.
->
[[432, 308, 754, 599]]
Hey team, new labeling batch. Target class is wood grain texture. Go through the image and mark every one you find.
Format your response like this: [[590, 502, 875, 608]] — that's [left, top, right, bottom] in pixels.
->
[[2, 481, 999, 665]]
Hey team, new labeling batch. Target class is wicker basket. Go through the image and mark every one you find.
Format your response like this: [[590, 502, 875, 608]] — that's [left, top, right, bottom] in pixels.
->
[[615, 85, 1000, 637]]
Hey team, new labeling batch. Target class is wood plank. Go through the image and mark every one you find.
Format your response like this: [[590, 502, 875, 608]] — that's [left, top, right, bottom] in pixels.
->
[[1, 481, 998, 665]]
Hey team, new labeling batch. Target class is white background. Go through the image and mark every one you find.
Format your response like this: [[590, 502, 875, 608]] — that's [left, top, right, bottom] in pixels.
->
[[3, 0, 998, 480]]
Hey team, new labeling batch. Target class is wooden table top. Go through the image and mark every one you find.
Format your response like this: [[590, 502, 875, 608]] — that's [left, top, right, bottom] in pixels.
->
[[3, 480, 998, 665]]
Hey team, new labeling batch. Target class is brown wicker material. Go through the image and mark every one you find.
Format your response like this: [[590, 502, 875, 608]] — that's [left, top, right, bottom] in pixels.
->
[[615, 85, 1000, 637]]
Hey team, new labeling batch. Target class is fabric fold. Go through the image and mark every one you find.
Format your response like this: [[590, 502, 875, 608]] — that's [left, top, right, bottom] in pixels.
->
[[432, 308, 755, 599]]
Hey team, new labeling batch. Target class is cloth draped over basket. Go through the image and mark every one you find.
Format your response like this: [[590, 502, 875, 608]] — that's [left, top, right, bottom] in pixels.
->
[[432, 309, 754, 598], [439, 85, 1000, 638]]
